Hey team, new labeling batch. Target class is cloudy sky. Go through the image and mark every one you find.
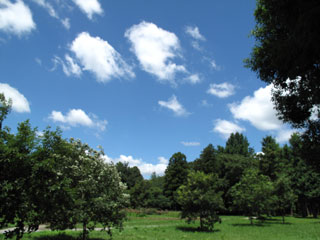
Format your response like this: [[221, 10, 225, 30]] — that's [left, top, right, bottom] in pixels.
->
[[0, 0, 295, 177]]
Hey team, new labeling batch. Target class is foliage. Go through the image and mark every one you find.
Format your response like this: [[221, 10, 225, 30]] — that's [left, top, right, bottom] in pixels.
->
[[246, 0, 320, 129], [230, 168, 274, 224], [192, 144, 219, 174], [163, 152, 189, 210], [0, 93, 12, 130], [259, 136, 282, 180], [224, 132, 254, 157], [116, 162, 143, 190], [177, 171, 224, 231]]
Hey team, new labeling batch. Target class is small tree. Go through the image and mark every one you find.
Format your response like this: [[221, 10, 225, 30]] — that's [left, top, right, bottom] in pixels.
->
[[177, 171, 224, 231], [273, 174, 297, 223], [230, 168, 274, 224]]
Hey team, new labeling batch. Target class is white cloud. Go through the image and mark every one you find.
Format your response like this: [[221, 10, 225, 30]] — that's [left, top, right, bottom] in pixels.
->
[[276, 129, 297, 143], [213, 119, 245, 139], [72, 0, 103, 20], [31, 0, 57, 18], [185, 74, 201, 84], [207, 82, 235, 98], [125, 21, 186, 85], [0, 83, 30, 113], [69, 32, 134, 82], [53, 55, 82, 77], [210, 59, 221, 71], [229, 84, 282, 131], [0, 0, 35, 36], [185, 26, 205, 41], [49, 108, 107, 131], [200, 99, 212, 107], [181, 141, 200, 147], [61, 18, 70, 29], [103, 154, 168, 177], [158, 95, 189, 117]]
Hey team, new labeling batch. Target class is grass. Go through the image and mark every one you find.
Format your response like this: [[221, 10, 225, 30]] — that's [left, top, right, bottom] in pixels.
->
[[1, 212, 319, 240]]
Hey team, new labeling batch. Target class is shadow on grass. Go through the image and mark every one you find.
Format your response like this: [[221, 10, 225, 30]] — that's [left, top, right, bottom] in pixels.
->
[[176, 226, 220, 233], [232, 223, 268, 227], [33, 233, 104, 240]]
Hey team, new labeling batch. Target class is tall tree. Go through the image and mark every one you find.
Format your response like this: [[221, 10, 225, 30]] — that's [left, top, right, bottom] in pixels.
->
[[193, 144, 219, 174], [259, 136, 282, 181], [246, 0, 320, 129], [163, 152, 189, 209], [224, 133, 254, 157], [0, 93, 12, 130]]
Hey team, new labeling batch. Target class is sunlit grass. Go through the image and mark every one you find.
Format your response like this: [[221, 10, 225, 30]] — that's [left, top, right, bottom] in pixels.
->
[[1, 212, 319, 240]]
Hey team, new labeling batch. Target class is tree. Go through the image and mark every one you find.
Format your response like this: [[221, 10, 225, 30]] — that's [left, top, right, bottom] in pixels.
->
[[230, 169, 274, 224], [224, 133, 254, 157], [163, 152, 189, 209], [273, 174, 297, 223], [0, 121, 39, 240], [246, 0, 320, 129], [193, 144, 219, 174], [116, 162, 143, 189], [259, 136, 282, 181], [177, 171, 224, 231], [0, 93, 12, 130]]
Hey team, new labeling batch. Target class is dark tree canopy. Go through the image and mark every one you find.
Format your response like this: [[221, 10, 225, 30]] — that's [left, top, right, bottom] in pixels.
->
[[163, 152, 189, 209], [224, 133, 254, 157], [246, 0, 320, 128]]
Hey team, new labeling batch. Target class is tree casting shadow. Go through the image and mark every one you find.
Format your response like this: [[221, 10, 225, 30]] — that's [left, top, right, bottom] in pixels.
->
[[176, 226, 220, 233], [34, 233, 104, 240]]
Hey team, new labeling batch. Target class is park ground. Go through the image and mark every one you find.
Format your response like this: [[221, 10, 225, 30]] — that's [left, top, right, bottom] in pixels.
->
[[1, 211, 319, 240]]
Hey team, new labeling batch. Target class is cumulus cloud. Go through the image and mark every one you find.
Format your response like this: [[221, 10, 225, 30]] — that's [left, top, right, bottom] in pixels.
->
[[158, 95, 189, 117], [207, 82, 235, 98], [213, 119, 245, 139], [103, 155, 168, 177], [0, 0, 35, 36], [181, 141, 200, 147], [72, 0, 103, 20], [276, 129, 297, 143], [68, 32, 134, 82], [49, 108, 107, 131], [229, 84, 282, 131], [0, 83, 30, 113], [125, 21, 186, 85], [185, 26, 205, 41]]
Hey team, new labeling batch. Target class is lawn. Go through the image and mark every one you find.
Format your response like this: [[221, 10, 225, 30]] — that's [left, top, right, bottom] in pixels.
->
[[1, 212, 319, 240]]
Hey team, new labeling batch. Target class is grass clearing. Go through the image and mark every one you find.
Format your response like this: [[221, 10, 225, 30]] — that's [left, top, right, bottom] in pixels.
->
[[1, 212, 319, 240]]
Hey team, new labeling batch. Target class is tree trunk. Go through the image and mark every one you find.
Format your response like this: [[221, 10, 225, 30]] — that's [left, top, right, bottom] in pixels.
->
[[200, 217, 203, 230], [282, 214, 285, 224], [82, 221, 87, 240], [249, 216, 253, 225]]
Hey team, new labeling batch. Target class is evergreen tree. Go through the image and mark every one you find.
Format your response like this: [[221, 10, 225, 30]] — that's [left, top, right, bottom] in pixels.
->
[[163, 152, 189, 209]]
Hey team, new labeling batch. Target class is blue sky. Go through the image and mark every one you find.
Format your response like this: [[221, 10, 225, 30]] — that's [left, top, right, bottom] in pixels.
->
[[0, 0, 295, 177]]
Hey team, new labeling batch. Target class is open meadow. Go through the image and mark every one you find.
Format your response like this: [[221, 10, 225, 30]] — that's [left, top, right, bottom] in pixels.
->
[[1, 212, 319, 240]]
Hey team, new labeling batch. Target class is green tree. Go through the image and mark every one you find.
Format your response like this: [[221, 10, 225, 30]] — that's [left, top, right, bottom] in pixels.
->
[[193, 144, 219, 174], [230, 169, 274, 224], [259, 136, 282, 181], [0, 93, 12, 130], [116, 162, 143, 189], [246, 0, 320, 129], [273, 174, 297, 223], [163, 152, 189, 209], [177, 171, 224, 231], [0, 121, 39, 239], [224, 133, 254, 157]]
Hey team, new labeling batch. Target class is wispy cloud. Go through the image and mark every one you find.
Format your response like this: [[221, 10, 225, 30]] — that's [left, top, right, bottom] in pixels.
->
[[158, 95, 189, 117], [181, 141, 200, 147], [71, 0, 103, 20], [207, 82, 235, 98]]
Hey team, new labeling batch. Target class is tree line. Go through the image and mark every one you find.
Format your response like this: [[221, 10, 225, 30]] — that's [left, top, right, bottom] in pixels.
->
[[117, 132, 320, 230]]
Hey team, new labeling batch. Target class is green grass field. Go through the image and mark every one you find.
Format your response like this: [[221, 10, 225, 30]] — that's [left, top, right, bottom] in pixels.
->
[[1, 212, 320, 240]]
